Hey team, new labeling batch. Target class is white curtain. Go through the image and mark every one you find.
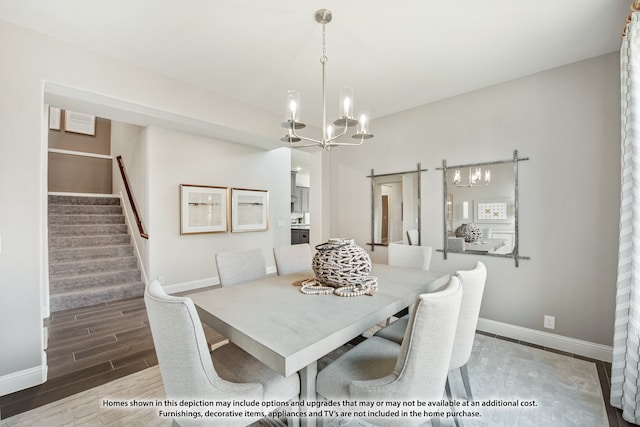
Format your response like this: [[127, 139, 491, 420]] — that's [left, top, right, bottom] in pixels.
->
[[612, 12, 640, 424]]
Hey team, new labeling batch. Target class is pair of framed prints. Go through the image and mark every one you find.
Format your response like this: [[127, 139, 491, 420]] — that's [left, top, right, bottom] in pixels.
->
[[180, 184, 268, 235]]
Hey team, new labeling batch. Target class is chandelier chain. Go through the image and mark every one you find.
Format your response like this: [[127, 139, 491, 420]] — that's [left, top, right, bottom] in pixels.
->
[[320, 24, 328, 64]]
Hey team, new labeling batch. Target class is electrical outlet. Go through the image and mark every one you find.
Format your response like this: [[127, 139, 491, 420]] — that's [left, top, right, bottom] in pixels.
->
[[544, 315, 555, 330]]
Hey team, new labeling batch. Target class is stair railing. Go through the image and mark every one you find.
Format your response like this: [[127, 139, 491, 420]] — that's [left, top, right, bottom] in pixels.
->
[[116, 155, 149, 239]]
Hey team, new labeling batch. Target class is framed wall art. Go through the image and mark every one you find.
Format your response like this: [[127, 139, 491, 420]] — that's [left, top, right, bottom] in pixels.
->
[[49, 107, 61, 130], [64, 110, 96, 136], [474, 199, 512, 223], [180, 184, 229, 235], [231, 188, 269, 232]]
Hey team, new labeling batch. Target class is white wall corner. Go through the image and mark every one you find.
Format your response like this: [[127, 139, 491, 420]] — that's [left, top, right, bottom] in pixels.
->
[[477, 318, 613, 363], [0, 358, 47, 397]]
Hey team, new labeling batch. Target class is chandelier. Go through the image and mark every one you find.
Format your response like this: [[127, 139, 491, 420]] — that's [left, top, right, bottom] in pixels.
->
[[453, 167, 491, 187], [281, 9, 373, 150]]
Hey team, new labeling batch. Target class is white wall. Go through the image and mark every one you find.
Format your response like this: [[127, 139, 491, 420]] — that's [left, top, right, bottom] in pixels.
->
[[144, 127, 290, 288], [111, 122, 149, 282], [0, 20, 284, 394], [329, 53, 620, 347]]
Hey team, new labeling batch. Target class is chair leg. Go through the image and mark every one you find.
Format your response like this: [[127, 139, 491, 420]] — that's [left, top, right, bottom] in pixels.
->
[[460, 364, 473, 401], [445, 376, 452, 400], [444, 376, 464, 427], [287, 415, 300, 427]]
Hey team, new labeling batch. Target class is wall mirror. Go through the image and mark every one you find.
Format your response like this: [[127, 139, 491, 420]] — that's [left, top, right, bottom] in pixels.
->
[[439, 150, 530, 266], [368, 163, 425, 251]]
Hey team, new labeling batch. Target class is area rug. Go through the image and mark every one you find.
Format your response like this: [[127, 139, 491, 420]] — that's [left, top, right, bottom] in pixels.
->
[[1, 334, 607, 427], [325, 333, 608, 427]]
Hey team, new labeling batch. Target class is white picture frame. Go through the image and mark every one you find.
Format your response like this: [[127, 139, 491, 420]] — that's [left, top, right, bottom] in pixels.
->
[[231, 188, 269, 232], [64, 110, 96, 136], [474, 199, 512, 223], [49, 107, 61, 130]]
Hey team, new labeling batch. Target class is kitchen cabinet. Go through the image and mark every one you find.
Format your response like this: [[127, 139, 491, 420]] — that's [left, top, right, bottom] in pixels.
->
[[293, 186, 310, 213], [291, 228, 309, 245]]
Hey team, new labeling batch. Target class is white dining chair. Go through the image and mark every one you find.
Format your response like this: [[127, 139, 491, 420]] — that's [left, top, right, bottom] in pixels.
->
[[215, 248, 267, 287], [375, 261, 487, 403], [448, 237, 466, 252], [144, 280, 300, 427], [406, 229, 419, 245], [388, 242, 432, 271], [273, 243, 312, 275], [386, 242, 433, 323], [316, 276, 463, 427]]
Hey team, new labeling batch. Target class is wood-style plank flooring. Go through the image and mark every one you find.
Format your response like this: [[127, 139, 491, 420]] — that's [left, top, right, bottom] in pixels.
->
[[0, 296, 635, 427], [0, 296, 225, 419]]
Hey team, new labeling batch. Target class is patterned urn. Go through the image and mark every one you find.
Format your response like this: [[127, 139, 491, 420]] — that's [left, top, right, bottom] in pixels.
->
[[312, 238, 372, 287], [455, 223, 482, 243]]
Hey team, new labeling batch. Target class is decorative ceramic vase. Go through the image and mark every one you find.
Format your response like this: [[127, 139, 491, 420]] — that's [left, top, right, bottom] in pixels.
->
[[455, 223, 482, 243], [312, 238, 372, 287]]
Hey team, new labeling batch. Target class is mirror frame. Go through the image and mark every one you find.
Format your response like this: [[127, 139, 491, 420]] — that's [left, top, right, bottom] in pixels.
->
[[439, 150, 530, 267], [368, 163, 426, 251]]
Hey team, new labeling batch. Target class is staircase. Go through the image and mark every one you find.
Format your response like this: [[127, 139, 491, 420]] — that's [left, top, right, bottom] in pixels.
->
[[48, 195, 144, 312]]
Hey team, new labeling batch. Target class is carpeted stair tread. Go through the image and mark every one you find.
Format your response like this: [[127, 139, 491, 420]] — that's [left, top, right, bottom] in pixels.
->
[[49, 224, 129, 237], [48, 204, 123, 215], [50, 281, 145, 313], [49, 245, 135, 262], [48, 195, 121, 206], [50, 269, 142, 292], [49, 214, 125, 225], [49, 256, 138, 278], [49, 234, 131, 249]]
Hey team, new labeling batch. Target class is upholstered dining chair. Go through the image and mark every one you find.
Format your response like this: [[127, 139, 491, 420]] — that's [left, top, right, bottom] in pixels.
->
[[273, 243, 312, 275], [316, 276, 463, 427], [406, 229, 419, 245], [448, 237, 466, 252], [388, 242, 432, 271], [375, 261, 487, 402], [386, 242, 434, 323], [144, 280, 300, 427], [215, 248, 266, 287]]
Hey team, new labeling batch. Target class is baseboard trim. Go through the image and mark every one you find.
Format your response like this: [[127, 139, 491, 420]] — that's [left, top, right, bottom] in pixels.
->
[[162, 266, 278, 295], [477, 318, 613, 363], [0, 361, 47, 397]]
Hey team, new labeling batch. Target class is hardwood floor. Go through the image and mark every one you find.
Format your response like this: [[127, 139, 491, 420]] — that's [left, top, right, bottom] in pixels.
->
[[0, 296, 225, 419], [0, 297, 635, 427]]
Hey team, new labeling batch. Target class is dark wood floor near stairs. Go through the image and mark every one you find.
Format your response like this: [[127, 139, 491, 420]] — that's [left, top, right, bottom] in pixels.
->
[[0, 296, 225, 419], [0, 297, 634, 427]]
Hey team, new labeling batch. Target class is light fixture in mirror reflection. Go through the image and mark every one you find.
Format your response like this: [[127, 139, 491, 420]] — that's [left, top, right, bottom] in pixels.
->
[[368, 164, 425, 251], [440, 150, 530, 267], [453, 167, 491, 187]]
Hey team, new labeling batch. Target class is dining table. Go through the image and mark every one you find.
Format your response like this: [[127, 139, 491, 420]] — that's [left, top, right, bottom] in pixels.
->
[[188, 263, 450, 427]]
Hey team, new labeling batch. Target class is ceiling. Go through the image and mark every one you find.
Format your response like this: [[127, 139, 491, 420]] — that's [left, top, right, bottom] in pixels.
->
[[0, 1, 630, 132]]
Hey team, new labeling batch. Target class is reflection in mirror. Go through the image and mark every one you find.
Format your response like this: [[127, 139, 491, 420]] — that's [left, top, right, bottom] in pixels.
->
[[440, 150, 530, 266], [447, 162, 515, 255], [369, 164, 424, 250]]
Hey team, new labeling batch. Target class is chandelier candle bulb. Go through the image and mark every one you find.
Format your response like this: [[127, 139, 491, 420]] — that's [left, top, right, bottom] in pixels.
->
[[339, 86, 354, 119], [285, 90, 301, 123]]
